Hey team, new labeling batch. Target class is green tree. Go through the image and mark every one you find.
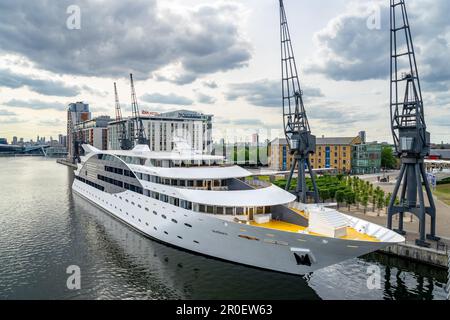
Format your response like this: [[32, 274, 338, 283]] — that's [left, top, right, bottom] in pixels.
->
[[362, 194, 369, 214], [319, 189, 330, 203], [385, 193, 392, 214], [335, 190, 345, 209], [345, 191, 355, 210], [381, 146, 397, 169], [355, 192, 361, 209], [377, 194, 384, 216]]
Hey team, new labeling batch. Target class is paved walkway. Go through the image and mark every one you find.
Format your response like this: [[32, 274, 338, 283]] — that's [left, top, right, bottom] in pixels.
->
[[342, 171, 450, 250]]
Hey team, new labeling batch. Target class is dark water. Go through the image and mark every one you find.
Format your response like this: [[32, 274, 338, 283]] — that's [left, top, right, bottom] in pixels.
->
[[0, 157, 447, 300]]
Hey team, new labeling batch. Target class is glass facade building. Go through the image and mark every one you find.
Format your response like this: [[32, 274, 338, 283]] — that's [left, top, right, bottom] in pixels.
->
[[351, 143, 382, 174]]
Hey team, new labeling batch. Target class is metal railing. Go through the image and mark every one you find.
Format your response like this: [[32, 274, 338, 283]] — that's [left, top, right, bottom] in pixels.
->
[[446, 250, 450, 300]]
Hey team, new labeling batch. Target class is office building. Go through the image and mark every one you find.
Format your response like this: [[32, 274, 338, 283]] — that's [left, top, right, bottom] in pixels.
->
[[67, 102, 91, 159], [108, 110, 213, 153], [74, 116, 111, 151]]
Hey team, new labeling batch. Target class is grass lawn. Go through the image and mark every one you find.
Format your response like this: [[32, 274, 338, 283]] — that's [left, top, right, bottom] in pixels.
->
[[434, 184, 450, 205]]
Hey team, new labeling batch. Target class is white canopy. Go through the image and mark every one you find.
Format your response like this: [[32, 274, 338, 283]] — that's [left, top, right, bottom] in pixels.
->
[[140, 180, 296, 207], [131, 164, 251, 180]]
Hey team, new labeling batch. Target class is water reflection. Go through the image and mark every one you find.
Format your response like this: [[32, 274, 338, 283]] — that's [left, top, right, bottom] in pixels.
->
[[0, 158, 447, 300], [73, 194, 320, 300]]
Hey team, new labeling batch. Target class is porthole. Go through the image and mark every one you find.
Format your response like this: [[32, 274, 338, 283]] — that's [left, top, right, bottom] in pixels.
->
[[177, 236, 183, 239], [154, 227, 157, 231], [193, 240, 199, 244], [184, 223, 192, 228], [171, 219, 178, 224], [164, 231, 168, 235], [162, 215, 167, 219]]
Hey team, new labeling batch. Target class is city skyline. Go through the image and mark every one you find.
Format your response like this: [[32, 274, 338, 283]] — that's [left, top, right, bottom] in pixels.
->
[[0, 0, 449, 144]]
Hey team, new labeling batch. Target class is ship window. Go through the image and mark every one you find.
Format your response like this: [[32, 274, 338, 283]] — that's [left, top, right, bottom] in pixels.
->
[[153, 211, 157, 215], [238, 235, 259, 241], [184, 223, 192, 228], [145, 208, 149, 212], [164, 231, 168, 235], [206, 206, 214, 214], [216, 207, 224, 215], [171, 219, 178, 224], [162, 215, 167, 219], [177, 236, 183, 239], [154, 227, 157, 231], [138, 204, 142, 208], [193, 240, 199, 244], [225, 207, 234, 215]]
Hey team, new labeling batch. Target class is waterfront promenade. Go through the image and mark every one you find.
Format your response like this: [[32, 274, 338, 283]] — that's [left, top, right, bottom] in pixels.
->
[[341, 171, 450, 268]]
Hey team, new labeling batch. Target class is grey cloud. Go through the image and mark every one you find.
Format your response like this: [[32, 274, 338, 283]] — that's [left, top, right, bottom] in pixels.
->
[[203, 81, 219, 89], [0, 117, 26, 124], [197, 93, 216, 105], [306, 0, 450, 88], [225, 79, 324, 108], [0, 109, 17, 116], [0, 68, 80, 97], [155, 73, 198, 86], [0, 1, 251, 84], [38, 118, 65, 127], [307, 101, 381, 126], [141, 93, 194, 106], [4, 99, 66, 111]]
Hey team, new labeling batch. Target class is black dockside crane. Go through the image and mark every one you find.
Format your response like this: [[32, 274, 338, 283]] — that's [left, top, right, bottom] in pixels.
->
[[279, 0, 319, 203], [387, 0, 440, 247]]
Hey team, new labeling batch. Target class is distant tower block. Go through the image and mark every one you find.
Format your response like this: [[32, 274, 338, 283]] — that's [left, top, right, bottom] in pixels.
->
[[387, 0, 439, 247]]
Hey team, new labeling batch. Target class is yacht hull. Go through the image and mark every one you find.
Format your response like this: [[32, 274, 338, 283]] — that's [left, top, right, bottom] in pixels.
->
[[72, 180, 397, 275]]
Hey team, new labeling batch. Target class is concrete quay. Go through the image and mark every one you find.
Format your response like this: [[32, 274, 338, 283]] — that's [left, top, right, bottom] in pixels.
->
[[56, 158, 77, 169]]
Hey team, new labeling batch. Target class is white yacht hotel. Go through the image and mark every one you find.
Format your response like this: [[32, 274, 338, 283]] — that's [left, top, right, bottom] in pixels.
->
[[72, 142, 404, 275]]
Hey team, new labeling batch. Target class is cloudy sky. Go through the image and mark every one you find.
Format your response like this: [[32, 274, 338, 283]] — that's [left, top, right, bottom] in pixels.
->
[[0, 0, 449, 143]]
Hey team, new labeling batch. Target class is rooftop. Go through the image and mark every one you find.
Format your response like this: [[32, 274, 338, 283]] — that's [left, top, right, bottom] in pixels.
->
[[270, 136, 360, 146]]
